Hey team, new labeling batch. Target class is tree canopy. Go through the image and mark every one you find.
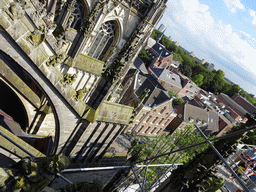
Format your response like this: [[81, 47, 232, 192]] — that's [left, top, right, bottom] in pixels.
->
[[149, 29, 256, 105], [192, 74, 204, 86], [127, 125, 214, 189]]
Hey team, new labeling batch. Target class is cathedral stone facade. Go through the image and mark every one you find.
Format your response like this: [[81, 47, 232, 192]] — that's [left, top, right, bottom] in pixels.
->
[[0, 0, 167, 168]]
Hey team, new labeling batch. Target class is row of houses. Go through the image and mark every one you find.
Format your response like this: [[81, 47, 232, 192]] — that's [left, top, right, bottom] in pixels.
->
[[117, 36, 256, 137]]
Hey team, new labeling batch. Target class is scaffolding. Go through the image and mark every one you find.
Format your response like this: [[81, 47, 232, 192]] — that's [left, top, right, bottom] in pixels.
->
[[58, 125, 256, 191], [2, 124, 256, 191]]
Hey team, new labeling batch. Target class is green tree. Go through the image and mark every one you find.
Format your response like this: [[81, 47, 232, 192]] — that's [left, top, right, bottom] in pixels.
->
[[138, 49, 150, 64], [151, 29, 162, 40], [173, 97, 184, 105], [224, 84, 240, 97], [127, 125, 214, 188], [202, 62, 209, 69], [168, 90, 176, 98], [160, 35, 173, 50], [215, 69, 225, 79], [180, 64, 192, 78], [173, 52, 183, 65], [164, 123, 248, 191], [192, 74, 204, 86]]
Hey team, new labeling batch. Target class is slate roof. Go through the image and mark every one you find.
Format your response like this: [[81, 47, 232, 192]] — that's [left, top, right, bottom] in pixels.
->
[[208, 110, 219, 132], [134, 73, 170, 107], [183, 104, 208, 125], [220, 93, 248, 114], [151, 68, 182, 88], [134, 57, 148, 74], [147, 37, 173, 58], [152, 43, 172, 57]]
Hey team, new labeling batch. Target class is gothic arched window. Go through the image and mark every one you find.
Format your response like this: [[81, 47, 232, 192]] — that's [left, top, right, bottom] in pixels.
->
[[70, 0, 86, 30], [88, 21, 116, 61]]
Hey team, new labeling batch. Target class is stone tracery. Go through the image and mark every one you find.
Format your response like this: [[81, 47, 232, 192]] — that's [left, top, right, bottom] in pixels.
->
[[88, 20, 116, 61], [70, 0, 85, 30]]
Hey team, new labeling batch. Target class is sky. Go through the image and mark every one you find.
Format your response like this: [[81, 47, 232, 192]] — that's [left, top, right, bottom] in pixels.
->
[[157, 0, 256, 96]]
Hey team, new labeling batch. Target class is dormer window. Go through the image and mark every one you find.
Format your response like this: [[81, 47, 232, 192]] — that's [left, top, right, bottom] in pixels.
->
[[164, 119, 170, 125], [202, 120, 207, 126], [158, 118, 165, 125], [145, 126, 151, 134], [189, 117, 194, 123], [145, 115, 152, 122], [196, 119, 201, 125]]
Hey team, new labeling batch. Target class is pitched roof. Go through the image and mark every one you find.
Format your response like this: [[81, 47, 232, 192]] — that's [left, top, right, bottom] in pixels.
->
[[147, 37, 156, 48], [152, 43, 172, 57], [150, 68, 182, 88], [147, 37, 173, 58], [183, 103, 208, 125], [134, 57, 148, 74], [134, 73, 170, 107], [207, 110, 219, 132], [220, 93, 248, 114]]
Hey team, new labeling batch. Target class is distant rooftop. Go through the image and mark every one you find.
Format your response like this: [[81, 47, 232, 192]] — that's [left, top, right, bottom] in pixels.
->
[[183, 103, 208, 126], [134, 57, 148, 74], [220, 93, 248, 115], [134, 73, 169, 107], [147, 37, 173, 58], [151, 68, 182, 88]]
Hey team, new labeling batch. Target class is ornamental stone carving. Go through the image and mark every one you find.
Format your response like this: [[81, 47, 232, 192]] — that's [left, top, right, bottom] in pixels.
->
[[3, 2, 25, 20], [46, 53, 65, 66], [27, 25, 47, 46]]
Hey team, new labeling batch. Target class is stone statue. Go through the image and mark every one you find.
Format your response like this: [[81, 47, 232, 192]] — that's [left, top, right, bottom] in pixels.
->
[[46, 53, 65, 66], [3, 2, 25, 20], [62, 73, 77, 84], [0, 154, 69, 192], [27, 25, 47, 46], [66, 15, 74, 30]]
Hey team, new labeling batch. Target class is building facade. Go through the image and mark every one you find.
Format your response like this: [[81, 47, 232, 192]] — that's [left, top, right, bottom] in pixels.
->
[[0, 0, 168, 170], [232, 93, 256, 116], [166, 103, 219, 136], [119, 70, 176, 136]]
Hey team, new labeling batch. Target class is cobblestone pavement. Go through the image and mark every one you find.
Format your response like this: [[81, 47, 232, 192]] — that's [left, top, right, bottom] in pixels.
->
[[109, 134, 133, 154], [109, 134, 152, 154]]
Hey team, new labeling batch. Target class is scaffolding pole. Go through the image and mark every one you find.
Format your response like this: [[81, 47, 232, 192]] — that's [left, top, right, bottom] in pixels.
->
[[195, 124, 250, 192], [61, 163, 182, 173], [135, 125, 256, 164], [132, 167, 145, 192]]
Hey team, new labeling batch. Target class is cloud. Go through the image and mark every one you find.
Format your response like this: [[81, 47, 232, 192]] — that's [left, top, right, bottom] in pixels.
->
[[250, 9, 256, 25], [223, 0, 245, 13], [162, 0, 256, 78]]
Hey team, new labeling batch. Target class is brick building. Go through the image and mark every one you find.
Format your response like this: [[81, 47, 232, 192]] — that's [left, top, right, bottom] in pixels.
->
[[148, 68, 182, 94], [216, 93, 248, 122], [145, 37, 180, 70], [232, 93, 256, 116], [166, 103, 219, 135], [177, 76, 201, 100], [217, 114, 233, 136], [119, 70, 176, 136]]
